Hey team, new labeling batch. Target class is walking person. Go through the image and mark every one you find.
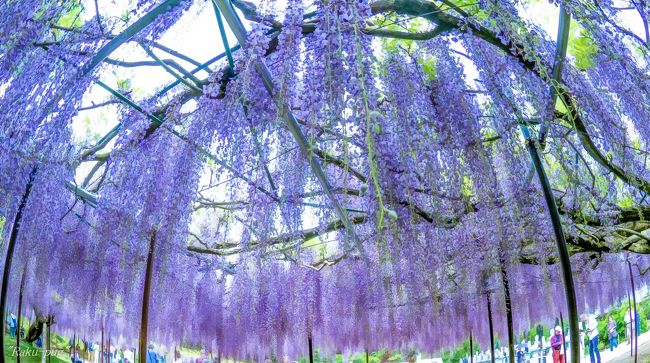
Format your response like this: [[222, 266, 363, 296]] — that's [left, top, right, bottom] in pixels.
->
[[516, 340, 529, 363], [625, 307, 634, 344], [582, 314, 601, 363], [536, 324, 546, 363], [550, 326, 564, 363], [6, 313, 16, 337], [607, 316, 618, 351]]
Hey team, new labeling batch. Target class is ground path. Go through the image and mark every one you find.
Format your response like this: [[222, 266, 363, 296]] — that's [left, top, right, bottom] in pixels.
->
[[605, 333, 650, 363], [577, 330, 650, 363]]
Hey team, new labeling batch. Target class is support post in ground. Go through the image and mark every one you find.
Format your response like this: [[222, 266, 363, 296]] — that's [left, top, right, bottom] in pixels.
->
[[16, 268, 26, 363], [628, 260, 638, 363], [139, 231, 157, 363], [521, 126, 580, 363], [47, 315, 52, 363], [469, 330, 474, 363], [499, 261, 514, 363], [0, 167, 38, 359], [556, 312, 560, 362], [487, 293, 495, 363]]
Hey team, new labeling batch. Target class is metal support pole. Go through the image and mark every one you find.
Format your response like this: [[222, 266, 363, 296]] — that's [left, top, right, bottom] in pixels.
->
[[139, 231, 157, 363], [500, 261, 514, 363], [16, 268, 26, 363], [470, 330, 474, 363], [628, 260, 638, 363], [0, 166, 38, 360], [487, 293, 495, 363], [521, 125, 580, 363]]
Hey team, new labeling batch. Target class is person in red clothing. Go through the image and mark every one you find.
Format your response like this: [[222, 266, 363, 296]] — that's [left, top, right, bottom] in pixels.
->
[[550, 326, 565, 363]]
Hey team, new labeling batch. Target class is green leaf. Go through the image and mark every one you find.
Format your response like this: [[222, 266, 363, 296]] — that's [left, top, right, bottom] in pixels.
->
[[418, 56, 437, 82], [568, 24, 599, 70], [56, 1, 84, 29]]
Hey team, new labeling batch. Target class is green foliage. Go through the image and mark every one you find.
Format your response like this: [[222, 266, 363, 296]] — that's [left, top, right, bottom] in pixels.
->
[[595, 296, 648, 350], [525, 323, 550, 343], [418, 57, 437, 82], [120, 10, 133, 23], [441, 337, 481, 363], [3, 334, 68, 363], [567, 25, 599, 71], [56, 1, 84, 29], [619, 196, 635, 209], [507, 0, 598, 71], [377, 16, 426, 54], [116, 78, 133, 93]]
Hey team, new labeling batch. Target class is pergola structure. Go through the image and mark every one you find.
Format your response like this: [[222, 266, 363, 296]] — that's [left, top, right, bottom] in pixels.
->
[[1, 0, 650, 362]]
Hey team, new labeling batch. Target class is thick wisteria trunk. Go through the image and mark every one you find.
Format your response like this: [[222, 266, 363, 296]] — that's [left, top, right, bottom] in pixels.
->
[[365, 349, 369, 363], [469, 330, 474, 363], [499, 261, 515, 363], [523, 133, 580, 362], [101, 326, 104, 363], [308, 334, 314, 363], [627, 260, 638, 363], [139, 231, 157, 363], [16, 269, 26, 363], [0, 166, 37, 359], [487, 293, 495, 363]]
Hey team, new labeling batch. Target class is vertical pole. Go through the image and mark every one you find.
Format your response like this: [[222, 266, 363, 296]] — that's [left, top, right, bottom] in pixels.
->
[[628, 260, 638, 363], [139, 231, 157, 363], [500, 261, 515, 363], [47, 316, 52, 363], [556, 314, 560, 362], [308, 334, 314, 363], [521, 126, 580, 363], [628, 292, 633, 356], [16, 268, 26, 363], [470, 330, 474, 363], [365, 349, 369, 363], [487, 293, 495, 363], [0, 166, 38, 359], [42, 319, 48, 363], [102, 325, 105, 363]]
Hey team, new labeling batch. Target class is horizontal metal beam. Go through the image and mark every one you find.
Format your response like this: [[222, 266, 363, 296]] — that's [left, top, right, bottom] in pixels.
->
[[81, 0, 183, 76], [65, 181, 98, 207]]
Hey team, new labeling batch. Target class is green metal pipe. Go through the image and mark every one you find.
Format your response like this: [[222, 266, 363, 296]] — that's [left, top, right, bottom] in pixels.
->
[[212, 0, 236, 70], [539, 6, 571, 147], [521, 124, 580, 363]]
